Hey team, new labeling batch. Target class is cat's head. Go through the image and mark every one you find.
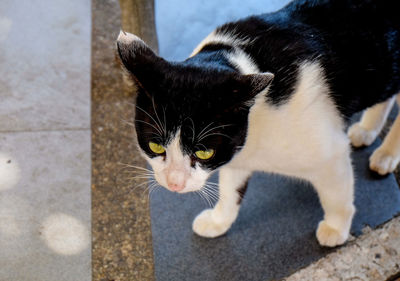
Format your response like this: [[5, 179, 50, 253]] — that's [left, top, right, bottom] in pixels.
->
[[117, 31, 273, 193]]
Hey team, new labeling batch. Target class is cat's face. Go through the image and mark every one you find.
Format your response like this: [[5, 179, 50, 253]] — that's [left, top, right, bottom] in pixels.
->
[[133, 71, 252, 193], [117, 31, 273, 193]]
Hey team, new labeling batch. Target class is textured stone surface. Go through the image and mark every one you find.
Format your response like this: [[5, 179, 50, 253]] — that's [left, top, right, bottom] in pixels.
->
[[286, 216, 400, 281], [91, 0, 156, 280], [0, 0, 91, 132], [0, 131, 91, 281]]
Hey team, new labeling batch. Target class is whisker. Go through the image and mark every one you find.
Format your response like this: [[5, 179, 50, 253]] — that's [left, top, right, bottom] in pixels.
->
[[197, 124, 233, 140], [195, 143, 208, 151], [197, 122, 215, 140], [206, 185, 219, 189], [122, 167, 154, 173], [123, 175, 154, 182], [202, 186, 219, 202], [124, 172, 154, 177], [148, 184, 160, 200], [136, 104, 164, 135], [205, 181, 219, 186], [195, 190, 208, 207], [203, 187, 217, 207], [118, 162, 153, 172], [185, 117, 196, 143], [198, 132, 233, 142], [203, 183, 220, 197], [143, 181, 158, 197], [162, 106, 167, 135], [121, 119, 136, 129], [135, 119, 163, 136], [199, 190, 212, 207], [132, 179, 156, 190], [151, 96, 166, 135]]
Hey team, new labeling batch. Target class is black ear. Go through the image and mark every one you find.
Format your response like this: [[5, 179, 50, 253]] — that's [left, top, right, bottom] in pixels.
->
[[116, 31, 166, 89]]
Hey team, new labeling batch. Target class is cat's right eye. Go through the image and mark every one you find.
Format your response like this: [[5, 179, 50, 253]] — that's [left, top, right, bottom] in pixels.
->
[[195, 149, 215, 160], [149, 141, 165, 154]]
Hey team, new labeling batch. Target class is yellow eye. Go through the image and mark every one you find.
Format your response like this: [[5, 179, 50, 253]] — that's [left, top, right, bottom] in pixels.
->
[[195, 149, 215, 160], [149, 141, 165, 154]]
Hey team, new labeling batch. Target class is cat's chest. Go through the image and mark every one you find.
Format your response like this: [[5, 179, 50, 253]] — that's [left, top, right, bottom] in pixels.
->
[[232, 107, 319, 175], [228, 65, 347, 177]]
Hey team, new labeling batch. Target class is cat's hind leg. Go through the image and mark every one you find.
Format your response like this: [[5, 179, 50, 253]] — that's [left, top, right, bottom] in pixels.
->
[[309, 148, 355, 247], [348, 96, 396, 147], [192, 167, 251, 238], [369, 94, 400, 175]]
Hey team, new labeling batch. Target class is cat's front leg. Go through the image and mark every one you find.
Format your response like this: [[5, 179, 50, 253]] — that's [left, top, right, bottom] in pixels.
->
[[310, 152, 355, 247], [192, 167, 252, 238]]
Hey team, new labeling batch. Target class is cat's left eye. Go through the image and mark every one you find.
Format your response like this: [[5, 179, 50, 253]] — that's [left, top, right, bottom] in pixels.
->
[[195, 149, 215, 160], [149, 141, 165, 154]]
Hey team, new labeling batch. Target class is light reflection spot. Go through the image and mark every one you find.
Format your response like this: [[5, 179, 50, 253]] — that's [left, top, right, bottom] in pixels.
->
[[41, 213, 89, 255]]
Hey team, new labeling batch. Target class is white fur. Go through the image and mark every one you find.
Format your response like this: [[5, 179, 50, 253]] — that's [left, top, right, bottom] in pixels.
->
[[190, 31, 253, 57], [348, 97, 396, 147], [226, 48, 259, 74], [369, 94, 400, 175], [145, 130, 212, 193], [191, 31, 259, 74], [117, 30, 145, 46], [347, 94, 400, 175], [193, 62, 356, 246], [193, 168, 251, 237]]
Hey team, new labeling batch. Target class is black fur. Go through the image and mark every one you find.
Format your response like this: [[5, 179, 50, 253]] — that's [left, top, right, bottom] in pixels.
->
[[131, 67, 271, 169], [213, 0, 400, 118], [118, 0, 400, 170], [237, 178, 250, 205]]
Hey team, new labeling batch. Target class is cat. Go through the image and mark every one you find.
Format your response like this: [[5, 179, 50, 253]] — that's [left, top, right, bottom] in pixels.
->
[[116, 0, 400, 247]]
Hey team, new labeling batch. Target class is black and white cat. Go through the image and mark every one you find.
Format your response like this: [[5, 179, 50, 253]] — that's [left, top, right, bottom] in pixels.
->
[[116, 0, 400, 247]]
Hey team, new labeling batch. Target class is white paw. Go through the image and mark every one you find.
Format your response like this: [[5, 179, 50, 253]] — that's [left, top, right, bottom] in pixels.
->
[[316, 220, 348, 247], [347, 123, 377, 147], [369, 148, 400, 175], [192, 209, 231, 238]]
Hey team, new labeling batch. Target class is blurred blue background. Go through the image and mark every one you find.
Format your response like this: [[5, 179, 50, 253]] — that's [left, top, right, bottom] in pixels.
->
[[155, 0, 292, 61]]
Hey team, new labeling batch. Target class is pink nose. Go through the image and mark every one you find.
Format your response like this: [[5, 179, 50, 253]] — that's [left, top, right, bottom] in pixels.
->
[[167, 169, 186, 192], [168, 182, 185, 192]]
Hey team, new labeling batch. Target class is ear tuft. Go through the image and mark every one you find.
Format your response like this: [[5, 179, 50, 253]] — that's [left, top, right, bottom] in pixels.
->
[[247, 72, 274, 93], [116, 30, 164, 90], [117, 30, 145, 45], [116, 30, 154, 69]]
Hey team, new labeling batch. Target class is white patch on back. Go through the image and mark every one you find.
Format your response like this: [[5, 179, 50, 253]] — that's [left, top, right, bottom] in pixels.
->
[[226, 48, 259, 74], [190, 30, 253, 57], [190, 30, 260, 75]]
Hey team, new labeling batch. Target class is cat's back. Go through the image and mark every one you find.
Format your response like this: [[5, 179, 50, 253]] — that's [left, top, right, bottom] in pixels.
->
[[211, 0, 400, 118]]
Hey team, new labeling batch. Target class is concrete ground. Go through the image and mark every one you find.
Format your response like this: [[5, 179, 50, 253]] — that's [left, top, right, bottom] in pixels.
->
[[0, 0, 91, 280]]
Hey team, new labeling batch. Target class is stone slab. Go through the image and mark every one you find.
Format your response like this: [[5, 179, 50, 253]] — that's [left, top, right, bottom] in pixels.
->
[[0, 130, 91, 281], [0, 0, 91, 131]]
